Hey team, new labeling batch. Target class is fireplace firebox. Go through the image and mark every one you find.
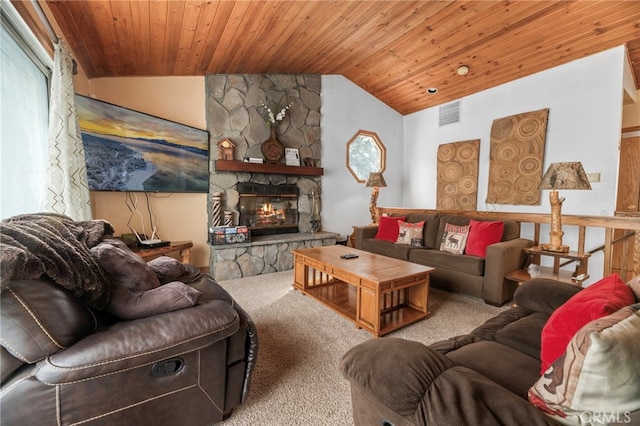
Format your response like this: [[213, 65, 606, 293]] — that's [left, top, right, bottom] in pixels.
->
[[238, 183, 299, 236]]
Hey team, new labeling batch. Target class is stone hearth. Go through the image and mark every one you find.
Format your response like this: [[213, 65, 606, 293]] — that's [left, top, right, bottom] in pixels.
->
[[210, 232, 339, 281]]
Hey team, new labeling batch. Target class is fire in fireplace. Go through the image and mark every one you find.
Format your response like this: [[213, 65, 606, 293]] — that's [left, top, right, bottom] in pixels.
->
[[238, 183, 299, 236]]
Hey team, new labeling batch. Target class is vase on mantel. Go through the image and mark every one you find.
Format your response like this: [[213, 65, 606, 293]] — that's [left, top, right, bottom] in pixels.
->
[[261, 127, 284, 164]]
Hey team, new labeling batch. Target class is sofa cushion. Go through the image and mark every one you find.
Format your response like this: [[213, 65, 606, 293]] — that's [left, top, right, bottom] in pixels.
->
[[147, 256, 182, 283], [465, 220, 504, 258], [405, 213, 441, 248], [362, 238, 414, 261], [435, 215, 470, 248], [501, 220, 520, 241], [396, 221, 424, 246], [627, 275, 640, 301], [540, 273, 635, 373], [529, 304, 640, 422], [409, 249, 484, 276], [439, 223, 470, 254], [445, 340, 541, 398], [91, 239, 202, 320], [494, 312, 547, 359], [1, 278, 99, 363], [374, 216, 406, 242]]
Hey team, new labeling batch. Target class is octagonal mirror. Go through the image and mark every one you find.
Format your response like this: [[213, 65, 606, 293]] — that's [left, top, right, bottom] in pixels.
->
[[346, 130, 386, 183]]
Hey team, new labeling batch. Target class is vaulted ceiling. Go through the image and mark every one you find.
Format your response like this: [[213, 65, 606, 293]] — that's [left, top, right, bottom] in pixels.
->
[[18, 1, 640, 115]]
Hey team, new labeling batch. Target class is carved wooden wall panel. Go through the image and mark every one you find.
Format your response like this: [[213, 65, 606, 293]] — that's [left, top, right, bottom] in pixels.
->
[[486, 108, 549, 206], [437, 139, 479, 211]]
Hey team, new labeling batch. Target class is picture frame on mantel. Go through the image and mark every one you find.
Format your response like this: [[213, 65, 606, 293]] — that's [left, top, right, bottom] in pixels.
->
[[285, 148, 300, 166]]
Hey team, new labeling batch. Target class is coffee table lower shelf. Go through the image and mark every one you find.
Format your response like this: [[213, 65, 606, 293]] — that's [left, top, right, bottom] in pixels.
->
[[300, 280, 429, 337]]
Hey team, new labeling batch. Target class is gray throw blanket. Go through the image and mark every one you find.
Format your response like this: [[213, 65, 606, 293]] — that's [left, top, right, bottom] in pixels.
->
[[0, 213, 114, 310]]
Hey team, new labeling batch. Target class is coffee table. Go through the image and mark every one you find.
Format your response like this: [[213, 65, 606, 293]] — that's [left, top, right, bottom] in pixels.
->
[[292, 245, 434, 337]]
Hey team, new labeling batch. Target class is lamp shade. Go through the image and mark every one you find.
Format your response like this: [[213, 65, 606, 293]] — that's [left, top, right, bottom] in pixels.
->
[[540, 162, 592, 190], [365, 172, 387, 188]]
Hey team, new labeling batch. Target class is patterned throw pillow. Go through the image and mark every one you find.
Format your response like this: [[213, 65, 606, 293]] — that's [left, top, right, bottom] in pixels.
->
[[395, 221, 425, 246], [539, 274, 635, 373], [439, 223, 470, 254], [529, 304, 640, 423]]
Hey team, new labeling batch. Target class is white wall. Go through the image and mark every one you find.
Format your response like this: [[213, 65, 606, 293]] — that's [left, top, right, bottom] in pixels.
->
[[403, 46, 625, 215], [321, 75, 404, 238], [402, 47, 627, 283]]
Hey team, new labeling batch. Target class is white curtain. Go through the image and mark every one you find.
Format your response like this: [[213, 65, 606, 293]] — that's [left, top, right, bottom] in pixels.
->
[[43, 40, 92, 220]]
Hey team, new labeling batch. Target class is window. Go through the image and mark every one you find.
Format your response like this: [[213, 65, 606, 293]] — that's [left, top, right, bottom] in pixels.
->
[[0, 4, 51, 219], [346, 130, 387, 183]]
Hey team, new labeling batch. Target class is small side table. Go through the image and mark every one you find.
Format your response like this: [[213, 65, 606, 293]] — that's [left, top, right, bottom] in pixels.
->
[[506, 246, 590, 286], [132, 240, 193, 264]]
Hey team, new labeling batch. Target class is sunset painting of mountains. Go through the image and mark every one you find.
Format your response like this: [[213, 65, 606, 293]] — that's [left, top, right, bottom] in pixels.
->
[[75, 95, 209, 193]]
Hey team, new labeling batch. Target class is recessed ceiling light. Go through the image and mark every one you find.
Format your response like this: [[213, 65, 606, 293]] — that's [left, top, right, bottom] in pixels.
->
[[457, 65, 470, 76], [426, 87, 438, 94]]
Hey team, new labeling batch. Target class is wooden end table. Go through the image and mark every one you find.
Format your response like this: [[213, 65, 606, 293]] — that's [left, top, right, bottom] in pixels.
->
[[132, 240, 193, 263], [292, 245, 434, 337], [506, 245, 590, 286]]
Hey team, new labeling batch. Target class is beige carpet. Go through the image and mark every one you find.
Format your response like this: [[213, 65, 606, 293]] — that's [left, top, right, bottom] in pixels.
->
[[218, 270, 507, 425]]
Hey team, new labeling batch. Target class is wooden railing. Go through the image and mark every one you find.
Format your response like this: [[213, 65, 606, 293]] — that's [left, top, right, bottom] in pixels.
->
[[377, 207, 640, 281]]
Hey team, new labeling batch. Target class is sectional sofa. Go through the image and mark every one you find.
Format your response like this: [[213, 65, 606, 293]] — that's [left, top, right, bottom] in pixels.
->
[[341, 275, 640, 425]]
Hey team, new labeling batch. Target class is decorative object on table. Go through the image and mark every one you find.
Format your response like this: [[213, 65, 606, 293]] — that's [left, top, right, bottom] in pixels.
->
[[217, 138, 235, 160], [285, 148, 301, 166], [365, 171, 387, 224], [303, 157, 316, 167], [437, 139, 480, 211], [219, 226, 250, 244], [539, 161, 592, 252], [261, 128, 284, 163], [212, 192, 223, 226], [486, 108, 549, 205], [259, 100, 292, 164], [243, 157, 265, 164], [224, 211, 233, 227], [309, 188, 321, 233]]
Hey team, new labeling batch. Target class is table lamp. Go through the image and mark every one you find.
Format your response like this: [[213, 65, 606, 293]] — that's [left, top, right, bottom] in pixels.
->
[[539, 162, 592, 252], [366, 172, 387, 224]]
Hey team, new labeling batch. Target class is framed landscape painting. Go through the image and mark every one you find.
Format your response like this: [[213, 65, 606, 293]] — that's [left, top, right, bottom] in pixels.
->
[[75, 95, 209, 193]]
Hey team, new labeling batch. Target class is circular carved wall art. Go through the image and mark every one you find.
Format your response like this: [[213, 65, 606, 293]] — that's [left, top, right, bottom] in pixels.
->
[[437, 139, 480, 211]]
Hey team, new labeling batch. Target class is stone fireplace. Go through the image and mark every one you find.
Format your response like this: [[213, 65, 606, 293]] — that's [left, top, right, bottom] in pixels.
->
[[205, 74, 338, 280]]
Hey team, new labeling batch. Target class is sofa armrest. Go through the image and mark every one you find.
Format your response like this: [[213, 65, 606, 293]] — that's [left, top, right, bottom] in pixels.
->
[[341, 338, 557, 426], [340, 338, 454, 419], [36, 300, 240, 384], [353, 225, 378, 249], [483, 238, 535, 305], [514, 278, 582, 314]]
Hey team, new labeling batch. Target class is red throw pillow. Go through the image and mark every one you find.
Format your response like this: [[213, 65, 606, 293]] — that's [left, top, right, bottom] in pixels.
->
[[465, 220, 504, 258], [374, 216, 406, 242], [539, 273, 635, 373]]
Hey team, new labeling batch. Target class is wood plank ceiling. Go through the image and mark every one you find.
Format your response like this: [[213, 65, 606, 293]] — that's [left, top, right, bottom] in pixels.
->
[[35, 1, 640, 114]]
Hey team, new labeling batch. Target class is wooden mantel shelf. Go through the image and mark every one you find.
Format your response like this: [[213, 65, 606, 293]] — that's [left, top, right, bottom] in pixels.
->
[[215, 160, 323, 176]]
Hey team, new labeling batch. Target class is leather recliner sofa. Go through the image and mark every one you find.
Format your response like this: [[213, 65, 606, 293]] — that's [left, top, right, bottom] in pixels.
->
[[1, 272, 257, 425]]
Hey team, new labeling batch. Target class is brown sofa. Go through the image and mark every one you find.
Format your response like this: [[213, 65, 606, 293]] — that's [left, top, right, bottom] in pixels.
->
[[1, 214, 257, 425], [353, 209, 534, 305], [340, 278, 640, 425]]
